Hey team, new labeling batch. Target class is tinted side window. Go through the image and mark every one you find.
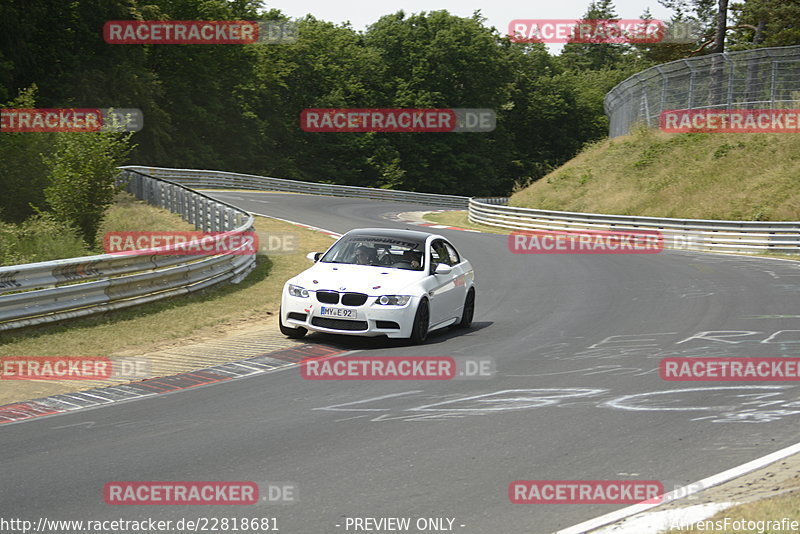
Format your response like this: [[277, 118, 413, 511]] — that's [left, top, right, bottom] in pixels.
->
[[430, 241, 446, 267], [443, 242, 460, 265], [429, 240, 452, 272]]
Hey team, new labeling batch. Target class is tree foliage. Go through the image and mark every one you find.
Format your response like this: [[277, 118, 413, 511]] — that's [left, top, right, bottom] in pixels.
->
[[0, 0, 796, 211], [730, 0, 800, 48], [0, 87, 54, 222], [43, 128, 134, 244]]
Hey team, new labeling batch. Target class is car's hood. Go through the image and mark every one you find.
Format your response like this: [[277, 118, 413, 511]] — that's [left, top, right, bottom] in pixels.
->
[[291, 263, 424, 295]]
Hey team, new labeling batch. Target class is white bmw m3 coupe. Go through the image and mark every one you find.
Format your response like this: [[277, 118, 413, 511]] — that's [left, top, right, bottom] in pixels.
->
[[279, 228, 475, 343]]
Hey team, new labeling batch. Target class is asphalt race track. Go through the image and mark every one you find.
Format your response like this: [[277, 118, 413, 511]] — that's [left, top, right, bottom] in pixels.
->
[[3, 191, 800, 533]]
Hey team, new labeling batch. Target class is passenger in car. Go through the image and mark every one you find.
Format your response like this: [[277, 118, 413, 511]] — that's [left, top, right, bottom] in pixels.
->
[[402, 250, 422, 269]]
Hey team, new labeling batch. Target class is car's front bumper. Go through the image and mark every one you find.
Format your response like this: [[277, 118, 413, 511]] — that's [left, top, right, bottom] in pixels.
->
[[281, 292, 418, 338]]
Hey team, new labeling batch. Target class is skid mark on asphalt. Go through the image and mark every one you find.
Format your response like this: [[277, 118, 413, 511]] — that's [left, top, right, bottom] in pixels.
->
[[314, 386, 800, 424], [307, 329, 800, 423]]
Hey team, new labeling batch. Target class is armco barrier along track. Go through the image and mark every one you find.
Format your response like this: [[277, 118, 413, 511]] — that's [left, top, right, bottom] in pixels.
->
[[0, 169, 255, 331], [122, 166, 471, 209], [469, 199, 800, 254], [123, 167, 800, 256], [1, 166, 798, 332]]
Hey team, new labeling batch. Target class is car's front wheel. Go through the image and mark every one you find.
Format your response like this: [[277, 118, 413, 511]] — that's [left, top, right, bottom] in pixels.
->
[[409, 298, 430, 344], [279, 307, 307, 339]]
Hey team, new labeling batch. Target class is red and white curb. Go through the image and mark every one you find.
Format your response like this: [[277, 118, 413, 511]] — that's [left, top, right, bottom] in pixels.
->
[[253, 208, 481, 237], [0, 344, 347, 426], [388, 210, 482, 233], [416, 222, 481, 233], [0, 212, 347, 427]]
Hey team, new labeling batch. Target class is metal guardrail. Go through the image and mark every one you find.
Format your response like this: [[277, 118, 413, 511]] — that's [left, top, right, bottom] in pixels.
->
[[604, 45, 800, 137], [469, 198, 800, 254], [121, 166, 471, 209], [0, 169, 256, 331]]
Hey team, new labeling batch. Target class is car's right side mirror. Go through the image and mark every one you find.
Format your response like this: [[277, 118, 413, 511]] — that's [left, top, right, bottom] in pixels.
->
[[434, 263, 452, 275], [306, 252, 322, 262]]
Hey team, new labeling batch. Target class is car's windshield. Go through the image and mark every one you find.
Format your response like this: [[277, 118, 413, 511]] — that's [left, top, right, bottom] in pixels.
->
[[320, 235, 425, 270]]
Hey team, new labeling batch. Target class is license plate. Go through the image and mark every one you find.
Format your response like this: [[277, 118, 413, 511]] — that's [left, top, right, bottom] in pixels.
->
[[319, 306, 358, 319]]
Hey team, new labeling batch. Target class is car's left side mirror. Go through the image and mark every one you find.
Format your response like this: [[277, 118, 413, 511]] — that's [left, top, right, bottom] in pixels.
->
[[306, 252, 322, 262], [434, 264, 452, 275]]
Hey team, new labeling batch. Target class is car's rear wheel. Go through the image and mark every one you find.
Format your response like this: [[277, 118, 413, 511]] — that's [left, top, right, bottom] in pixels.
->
[[456, 288, 475, 329], [409, 298, 429, 344], [279, 306, 307, 339]]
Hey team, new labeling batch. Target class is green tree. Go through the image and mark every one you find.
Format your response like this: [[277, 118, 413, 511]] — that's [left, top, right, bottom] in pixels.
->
[[43, 127, 135, 244], [363, 10, 515, 195], [629, 8, 698, 64], [657, 0, 722, 53], [0, 0, 166, 162], [729, 0, 800, 48], [0, 86, 55, 223], [560, 0, 626, 70], [260, 16, 387, 185]]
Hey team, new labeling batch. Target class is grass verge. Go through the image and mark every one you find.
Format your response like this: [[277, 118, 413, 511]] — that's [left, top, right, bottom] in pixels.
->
[[95, 191, 195, 239], [0, 215, 335, 357], [663, 489, 800, 533], [511, 128, 800, 221], [0, 192, 196, 266]]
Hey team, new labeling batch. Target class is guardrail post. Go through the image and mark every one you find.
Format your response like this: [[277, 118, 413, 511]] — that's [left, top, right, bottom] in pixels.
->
[[196, 196, 203, 231], [210, 203, 219, 232], [725, 55, 734, 108]]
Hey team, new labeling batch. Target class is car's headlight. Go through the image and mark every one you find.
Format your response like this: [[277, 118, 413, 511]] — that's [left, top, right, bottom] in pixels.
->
[[288, 284, 309, 298], [375, 295, 411, 306]]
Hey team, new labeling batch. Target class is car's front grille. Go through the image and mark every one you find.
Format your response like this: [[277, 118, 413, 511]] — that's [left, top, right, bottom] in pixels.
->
[[287, 312, 307, 322], [341, 292, 368, 306], [311, 317, 369, 331], [316, 291, 339, 304], [315, 291, 368, 306]]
